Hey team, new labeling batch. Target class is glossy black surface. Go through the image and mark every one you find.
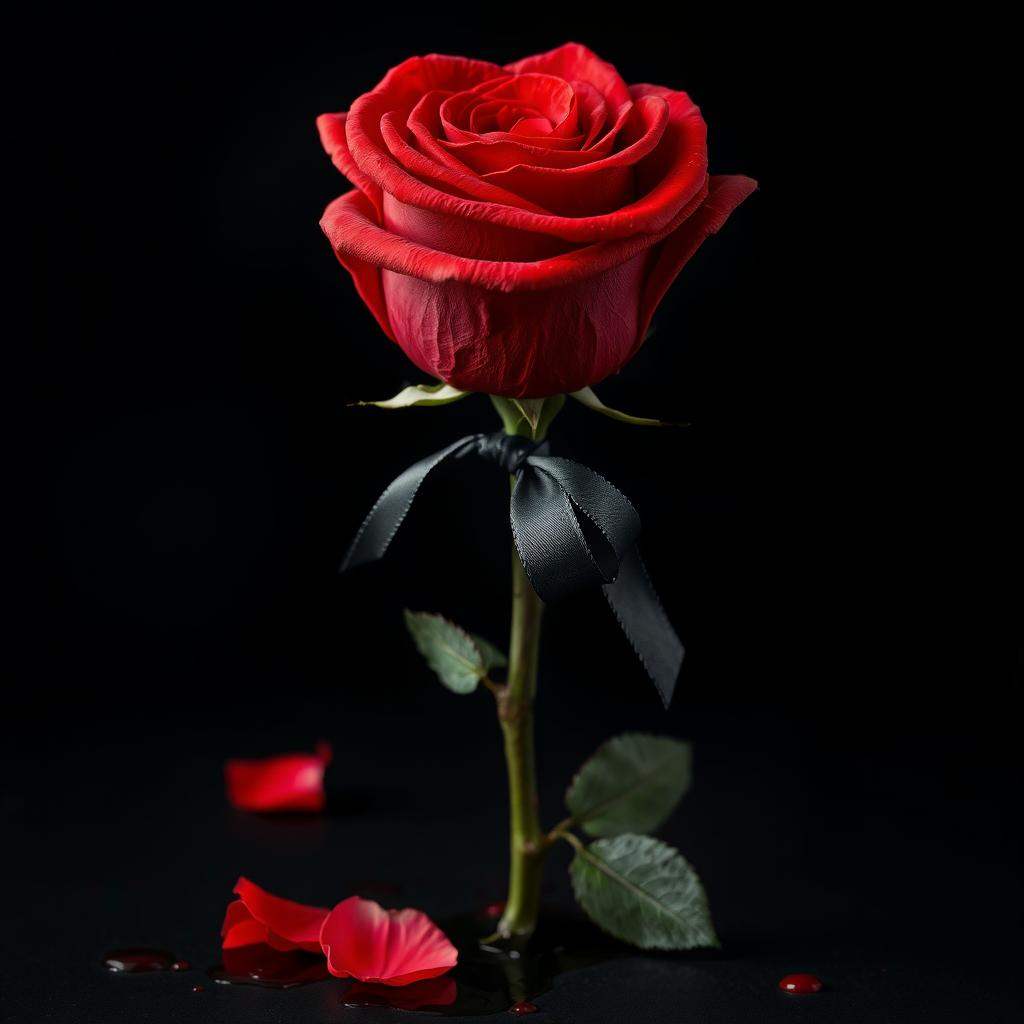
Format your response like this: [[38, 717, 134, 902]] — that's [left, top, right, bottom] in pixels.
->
[[5, 702, 1020, 1023], [6, 3, 1019, 1023]]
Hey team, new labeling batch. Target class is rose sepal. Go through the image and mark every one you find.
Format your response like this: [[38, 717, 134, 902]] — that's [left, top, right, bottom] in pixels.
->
[[569, 386, 683, 427], [351, 381, 470, 409]]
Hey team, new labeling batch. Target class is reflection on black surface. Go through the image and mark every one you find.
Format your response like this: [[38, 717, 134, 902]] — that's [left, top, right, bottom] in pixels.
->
[[343, 976, 458, 1010], [102, 949, 187, 973], [339, 907, 631, 1016], [208, 944, 330, 989], [198, 908, 630, 1015]]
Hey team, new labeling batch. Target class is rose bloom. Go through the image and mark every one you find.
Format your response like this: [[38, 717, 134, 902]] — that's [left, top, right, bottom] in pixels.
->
[[318, 43, 755, 398]]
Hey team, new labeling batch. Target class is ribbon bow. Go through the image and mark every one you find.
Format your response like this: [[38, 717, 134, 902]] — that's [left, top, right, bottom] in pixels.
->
[[341, 432, 683, 706]]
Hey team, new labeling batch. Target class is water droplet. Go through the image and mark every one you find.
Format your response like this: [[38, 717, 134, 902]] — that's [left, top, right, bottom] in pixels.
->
[[779, 973, 823, 994], [171, 960, 190, 972], [510, 1002, 539, 1015], [191, 983, 206, 993]]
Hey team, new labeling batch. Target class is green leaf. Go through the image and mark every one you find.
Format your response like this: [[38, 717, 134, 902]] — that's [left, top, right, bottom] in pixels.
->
[[568, 387, 682, 427], [570, 833, 718, 950], [566, 733, 692, 837], [403, 611, 488, 694], [353, 382, 470, 409], [470, 634, 507, 672]]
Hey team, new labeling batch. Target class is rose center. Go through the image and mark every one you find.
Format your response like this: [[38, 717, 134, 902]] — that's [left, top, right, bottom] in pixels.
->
[[449, 72, 579, 140]]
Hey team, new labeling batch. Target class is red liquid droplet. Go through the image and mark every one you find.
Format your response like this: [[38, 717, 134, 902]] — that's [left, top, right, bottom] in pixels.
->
[[484, 901, 506, 918], [208, 944, 330, 989], [192, 984, 206, 993], [102, 949, 180, 973], [171, 960, 190, 971], [510, 1001, 539, 1015], [779, 974, 823, 994]]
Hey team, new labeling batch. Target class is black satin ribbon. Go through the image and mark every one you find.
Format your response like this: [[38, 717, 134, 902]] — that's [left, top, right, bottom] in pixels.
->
[[341, 432, 683, 707]]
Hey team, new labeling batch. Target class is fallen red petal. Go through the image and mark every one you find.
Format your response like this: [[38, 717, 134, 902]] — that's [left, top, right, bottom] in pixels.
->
[[221, 876, 330, 953], [319, 895, 458, 986], [224, 741, 332, 813]]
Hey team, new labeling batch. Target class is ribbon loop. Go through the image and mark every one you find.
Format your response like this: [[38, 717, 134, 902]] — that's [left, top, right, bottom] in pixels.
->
[[528, 457, 642, 564], [511, 469, 611, 598], [340, 430, 683, 707]]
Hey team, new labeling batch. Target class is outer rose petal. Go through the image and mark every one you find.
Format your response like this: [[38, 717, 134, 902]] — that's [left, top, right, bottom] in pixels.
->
[[320, 180, 710, 293], [221, 877, 330, 953], [319, 896, 457, 986], [380, 253, 650, 396], [321, 179, 733, 396], [317, 113, 382, 216], [224, 741, 332, 813]]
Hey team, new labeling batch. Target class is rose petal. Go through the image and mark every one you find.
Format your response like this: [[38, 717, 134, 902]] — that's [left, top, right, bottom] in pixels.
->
[[437, 99, 632, 174], [438, 97, 634, 176], [220, 897, 269, 949], [319, 896, 457, 986], [381, 108, 550, 214], [439, 77, 583, 150], [341, 51, 707, 244], [464, 74, 579, 140], [316, 112, 382, 217], [320, 178, 709, 293], [221, 877, 330, 953], [321, 175, 757, 398], [505, 41, 632, 109], [478, 95, 669, 217], [381, 189, 573, 261], [225, 742, 332, 813]]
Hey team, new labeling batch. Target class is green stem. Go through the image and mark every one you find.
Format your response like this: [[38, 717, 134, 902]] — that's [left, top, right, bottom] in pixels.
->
[[495, 545, 545, 940], [488, 395, 564, 942]]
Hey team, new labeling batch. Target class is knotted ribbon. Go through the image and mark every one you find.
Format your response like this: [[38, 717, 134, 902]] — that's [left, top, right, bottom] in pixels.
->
[[341, 433, 683, 706]]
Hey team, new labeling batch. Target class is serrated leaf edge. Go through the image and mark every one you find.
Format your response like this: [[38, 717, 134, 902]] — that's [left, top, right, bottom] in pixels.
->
[[566, 733, 691, 833], [470, 633, 508, 671], [570, 834, 719, 950], [403, 610, 488, 691]]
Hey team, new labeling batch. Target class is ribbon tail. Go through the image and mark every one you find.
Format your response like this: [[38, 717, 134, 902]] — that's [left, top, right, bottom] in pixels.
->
[[340, 436, 476, 572], [603, 546, 684, 708]]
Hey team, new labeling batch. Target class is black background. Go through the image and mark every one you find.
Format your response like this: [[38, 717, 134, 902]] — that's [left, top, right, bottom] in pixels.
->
[[5, 3, 1020, 1022]]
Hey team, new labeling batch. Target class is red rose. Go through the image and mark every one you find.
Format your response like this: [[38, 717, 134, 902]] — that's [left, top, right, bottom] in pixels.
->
[[318, 43, 755, 398]]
